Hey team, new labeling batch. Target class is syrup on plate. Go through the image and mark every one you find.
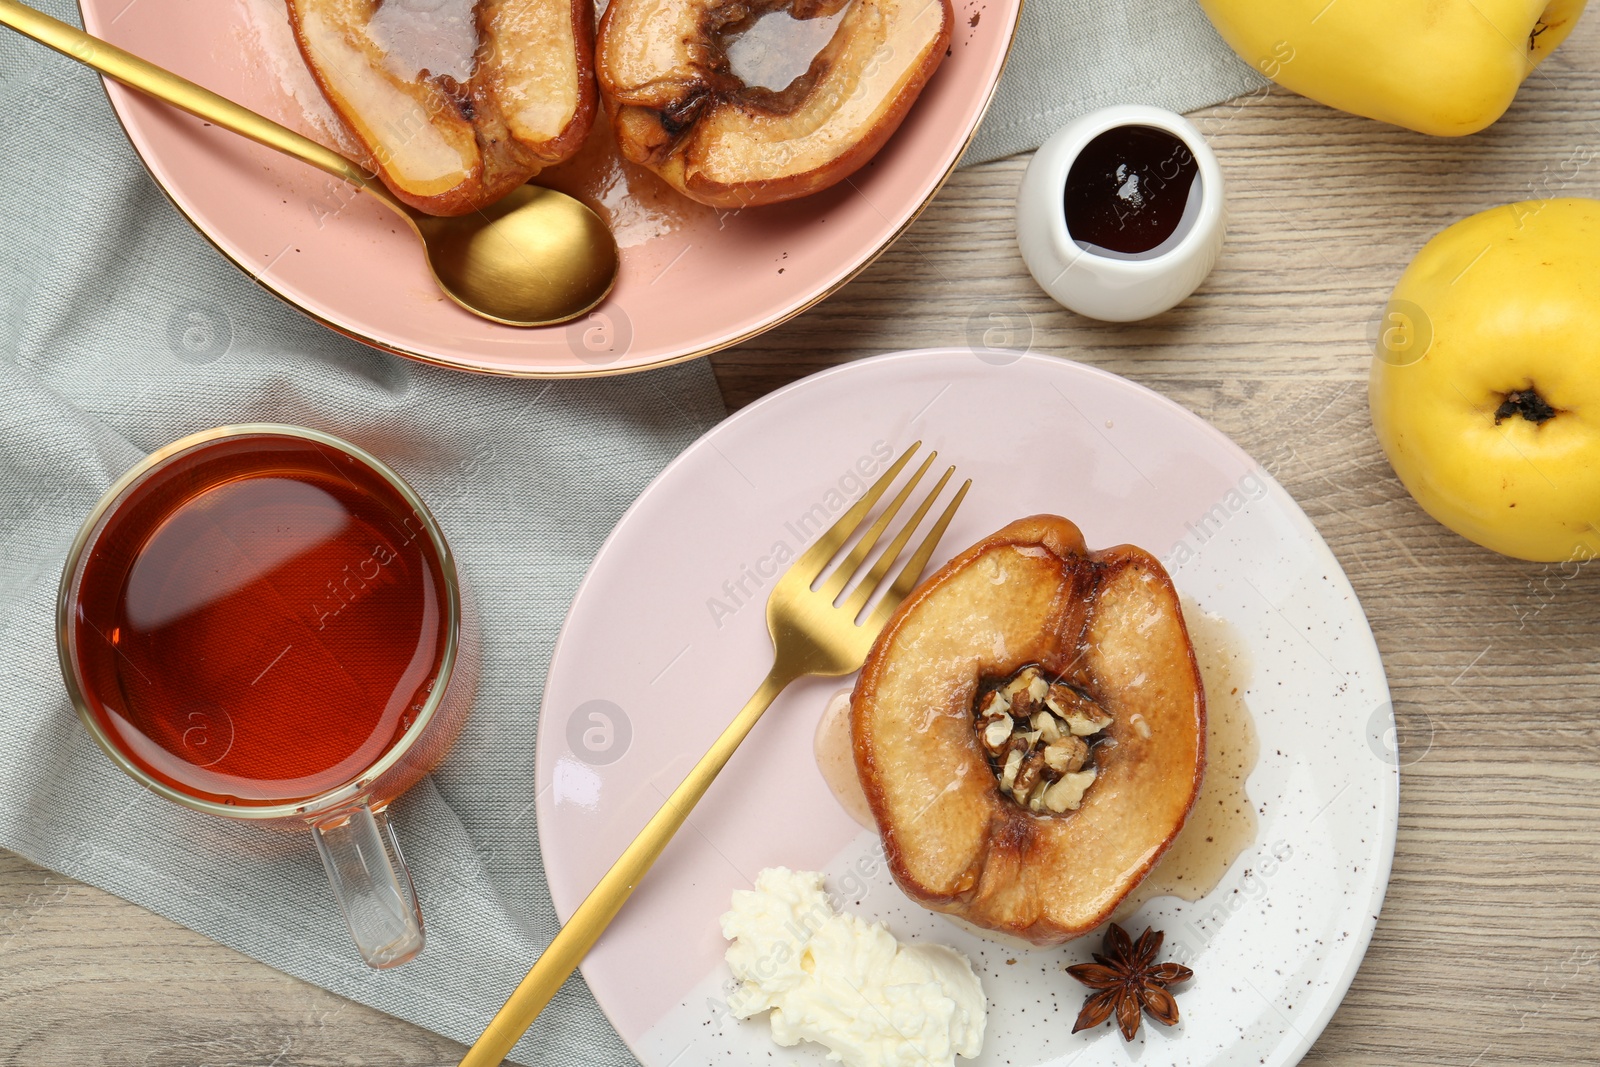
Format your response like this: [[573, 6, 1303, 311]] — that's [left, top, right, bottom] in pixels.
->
[[537, 121, 714, 249], [814, 688, 876, 829], [1114, 601, 1259, 914]]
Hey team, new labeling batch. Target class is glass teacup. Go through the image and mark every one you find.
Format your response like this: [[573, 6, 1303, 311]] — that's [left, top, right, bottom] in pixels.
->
[[57, 424, 474, 968]]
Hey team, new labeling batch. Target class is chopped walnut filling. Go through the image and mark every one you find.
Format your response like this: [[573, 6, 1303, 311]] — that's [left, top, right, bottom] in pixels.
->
[[974, 665, 1113, 814]]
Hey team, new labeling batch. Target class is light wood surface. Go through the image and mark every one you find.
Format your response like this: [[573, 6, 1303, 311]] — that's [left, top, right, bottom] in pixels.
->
[[7, 16, 1600, 1064]]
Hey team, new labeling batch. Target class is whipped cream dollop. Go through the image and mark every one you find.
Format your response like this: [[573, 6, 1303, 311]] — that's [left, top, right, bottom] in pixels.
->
[[721, 867, 986, 1067]]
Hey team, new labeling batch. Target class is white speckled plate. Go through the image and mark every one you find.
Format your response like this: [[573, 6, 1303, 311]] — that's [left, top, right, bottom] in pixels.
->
[[535, 349, 1398, 1066]]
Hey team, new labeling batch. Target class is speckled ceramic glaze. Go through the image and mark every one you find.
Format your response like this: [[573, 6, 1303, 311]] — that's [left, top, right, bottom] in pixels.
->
[[536, 350, 1398, 1067], [78, 0, 1020, 376]]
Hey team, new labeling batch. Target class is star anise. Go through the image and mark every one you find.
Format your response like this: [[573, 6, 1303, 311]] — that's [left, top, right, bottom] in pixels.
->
[[1067, 923, 1194, 1041]]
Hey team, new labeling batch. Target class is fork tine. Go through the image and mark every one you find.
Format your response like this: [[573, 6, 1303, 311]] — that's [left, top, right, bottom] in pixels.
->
[[863, 477, 971, 630], [842, 465, 954, 618], [790, 442, 921, 583], [817, 451, 936, 601]]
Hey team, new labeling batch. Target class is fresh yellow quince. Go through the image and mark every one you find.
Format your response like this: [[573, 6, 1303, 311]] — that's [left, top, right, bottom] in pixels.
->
[[1197, 0, 1587, 135], [1369, 198, 1600, 562]]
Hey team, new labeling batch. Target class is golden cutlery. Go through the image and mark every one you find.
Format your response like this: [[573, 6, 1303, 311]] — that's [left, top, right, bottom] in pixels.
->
[[459, 442, 969, 1066], [0, 0, 618, 328]]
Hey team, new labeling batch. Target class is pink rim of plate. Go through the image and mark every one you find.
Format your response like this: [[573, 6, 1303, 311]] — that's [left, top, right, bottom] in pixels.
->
[[78, 0, 1023, 377]]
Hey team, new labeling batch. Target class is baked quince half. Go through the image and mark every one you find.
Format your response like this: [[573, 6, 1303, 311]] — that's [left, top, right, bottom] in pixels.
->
[[595, 0, 952, 207], [851, 516, 1205, 944], [286, 0, 596, 216]]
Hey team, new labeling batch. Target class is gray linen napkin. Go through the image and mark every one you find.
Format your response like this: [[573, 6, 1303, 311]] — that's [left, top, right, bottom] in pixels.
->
[[0, 0, 1262, 1063], [0, 4, 722, 1064], [966, 0, 1267, 164]]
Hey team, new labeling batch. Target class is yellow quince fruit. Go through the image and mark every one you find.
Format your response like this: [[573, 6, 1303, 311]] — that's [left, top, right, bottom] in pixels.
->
[[1369, 198, 1600, 562], [1197, 0, 1587, 135]]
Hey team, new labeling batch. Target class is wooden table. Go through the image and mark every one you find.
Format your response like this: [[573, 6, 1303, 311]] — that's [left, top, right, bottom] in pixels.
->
[[5, 17, 1599, 1063]]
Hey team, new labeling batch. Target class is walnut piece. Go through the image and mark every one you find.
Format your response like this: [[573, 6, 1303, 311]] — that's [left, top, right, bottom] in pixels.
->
[[972, 666, 1113, 813]]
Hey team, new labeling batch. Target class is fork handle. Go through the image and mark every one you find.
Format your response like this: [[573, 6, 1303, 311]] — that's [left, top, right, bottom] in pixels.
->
[[0, 0, 372, 189], [458, 668, 793, 1067]]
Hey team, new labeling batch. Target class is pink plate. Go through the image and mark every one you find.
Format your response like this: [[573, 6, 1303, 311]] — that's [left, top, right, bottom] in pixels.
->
[[78, 0, 1021, 377], [536, 350, 1397, 1067]]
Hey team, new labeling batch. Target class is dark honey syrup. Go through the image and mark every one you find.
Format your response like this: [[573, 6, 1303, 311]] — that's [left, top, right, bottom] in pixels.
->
[[1064, 125, 1200, 255]]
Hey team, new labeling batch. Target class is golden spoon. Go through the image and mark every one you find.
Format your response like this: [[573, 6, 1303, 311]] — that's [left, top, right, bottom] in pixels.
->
[[0, 0, 618, 328]]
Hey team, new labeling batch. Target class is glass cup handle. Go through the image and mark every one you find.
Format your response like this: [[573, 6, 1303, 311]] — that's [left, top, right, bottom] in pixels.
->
[[311, 804, 425, 969]]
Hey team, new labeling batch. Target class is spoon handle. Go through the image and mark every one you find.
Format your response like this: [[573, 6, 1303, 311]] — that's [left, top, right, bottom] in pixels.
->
[[0, 0, 372, 190]]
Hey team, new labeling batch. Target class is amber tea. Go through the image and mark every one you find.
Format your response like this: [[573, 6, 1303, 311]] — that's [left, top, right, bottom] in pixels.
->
[[63, 432, 454, 807]]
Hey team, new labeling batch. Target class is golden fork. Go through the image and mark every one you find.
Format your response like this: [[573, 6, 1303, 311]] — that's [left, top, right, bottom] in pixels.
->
[[459, 442, 969, 1066]]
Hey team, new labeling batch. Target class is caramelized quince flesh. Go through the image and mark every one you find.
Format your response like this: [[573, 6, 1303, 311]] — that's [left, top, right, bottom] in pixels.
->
[[597, 0, 952, 207], [286, 0, 595, 216], [851, 516, 1206, 944]]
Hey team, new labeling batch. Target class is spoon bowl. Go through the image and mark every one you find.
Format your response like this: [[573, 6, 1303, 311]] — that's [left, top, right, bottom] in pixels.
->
[[0, 0, 619, 329], [413, 185, 618, 327]]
